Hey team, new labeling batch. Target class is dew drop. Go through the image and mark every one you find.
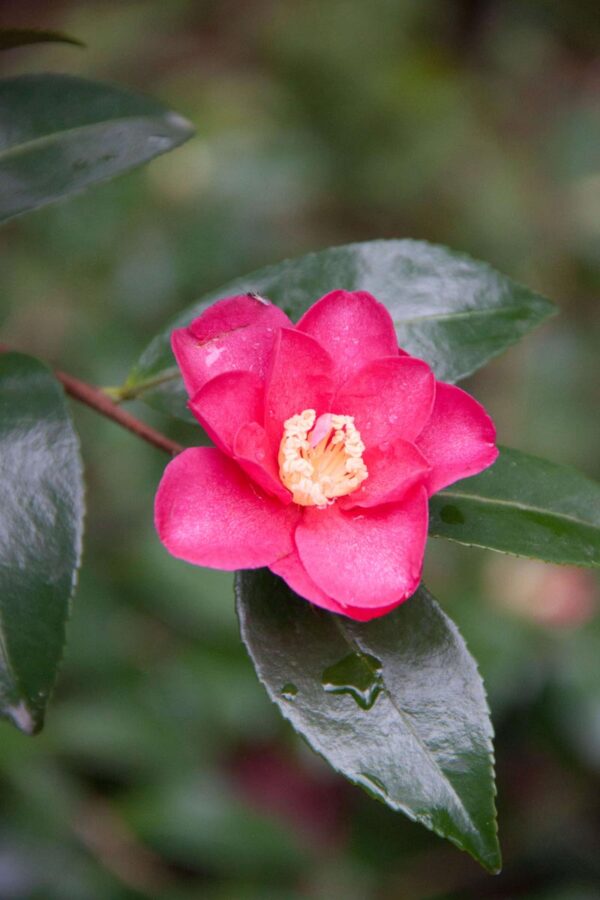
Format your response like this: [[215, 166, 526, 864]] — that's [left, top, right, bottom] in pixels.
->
[[357, 772, 388, 800], [379, 440, 390, 452], [255, 448, 266, 462], [388, 412, 398, 424], [281, 682, 298, 701], [321, 652, 383, 710]]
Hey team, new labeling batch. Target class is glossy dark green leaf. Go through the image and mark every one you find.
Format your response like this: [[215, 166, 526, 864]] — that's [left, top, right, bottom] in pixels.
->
[[0, 73, 194, 223], [430, 446, 600, 567], [236, 569, 500, 872], [0, 353, 84, 733], [0, 28, 84, 51], [126, 240, 555, 420]]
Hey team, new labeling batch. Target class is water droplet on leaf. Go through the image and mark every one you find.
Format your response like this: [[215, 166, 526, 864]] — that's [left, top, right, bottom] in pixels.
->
[[321, 652, 383, 710], [356, 772, 388, 800], [281, 682, 298, 701]]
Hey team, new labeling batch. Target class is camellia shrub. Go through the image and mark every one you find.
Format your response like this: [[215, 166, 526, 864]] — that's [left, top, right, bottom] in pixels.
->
[[1, 31, 598, 874]]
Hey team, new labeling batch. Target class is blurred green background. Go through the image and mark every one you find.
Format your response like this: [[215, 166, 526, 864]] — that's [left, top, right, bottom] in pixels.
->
[[0, 1, 599, 897]]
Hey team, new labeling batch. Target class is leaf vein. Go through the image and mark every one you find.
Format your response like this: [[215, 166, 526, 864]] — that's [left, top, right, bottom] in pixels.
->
[[331, 614, 479, 836], [438, 490, 600, 530]]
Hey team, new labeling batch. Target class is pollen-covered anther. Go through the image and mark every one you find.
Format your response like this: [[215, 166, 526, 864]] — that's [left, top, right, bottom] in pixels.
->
[[278, 409, 368, 507]]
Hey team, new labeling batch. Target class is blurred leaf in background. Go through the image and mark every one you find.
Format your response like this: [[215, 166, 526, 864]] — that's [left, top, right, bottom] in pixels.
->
[[0, 28, 85, 51], [0, 73, 194, 222]]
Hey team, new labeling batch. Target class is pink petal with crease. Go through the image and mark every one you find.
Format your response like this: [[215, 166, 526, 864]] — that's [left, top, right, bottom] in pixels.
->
[[336, 356, 435, 447], [416, 382, 498, 494], [270, 552, 411, 621], [342, 599, 408, 621], [296, 487, 428, 608], [189, 370, 264, 453], [297, 290, 399, 385], [171, 294, 291, 397], [264, 327, 335, 448], [340, 438, 431, 509], [155, 447, 297, 569], [270, 550, 349, 615], [234, 422, 292, 503]]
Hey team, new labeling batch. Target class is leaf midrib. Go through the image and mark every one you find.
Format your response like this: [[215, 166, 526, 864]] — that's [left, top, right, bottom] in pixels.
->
[[438, 488, 600, 531], [393, 302, 548, 327], [0, 113, 177, 164], [331, 611, 481, 839]]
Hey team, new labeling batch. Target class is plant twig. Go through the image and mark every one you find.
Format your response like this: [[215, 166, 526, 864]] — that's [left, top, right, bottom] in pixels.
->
[[0, 345, 183, 456], [56, 369, 184, 456]]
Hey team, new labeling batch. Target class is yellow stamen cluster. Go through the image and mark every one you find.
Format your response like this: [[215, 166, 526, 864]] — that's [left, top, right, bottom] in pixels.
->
[[278, 409, 368, 507]]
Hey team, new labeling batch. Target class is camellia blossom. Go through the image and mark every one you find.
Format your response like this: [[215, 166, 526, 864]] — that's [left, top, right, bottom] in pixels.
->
[[155, 290, 498, 621]]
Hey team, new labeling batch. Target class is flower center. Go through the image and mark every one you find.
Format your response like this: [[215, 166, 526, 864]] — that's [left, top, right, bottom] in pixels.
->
[[278, 409, 368, 507]]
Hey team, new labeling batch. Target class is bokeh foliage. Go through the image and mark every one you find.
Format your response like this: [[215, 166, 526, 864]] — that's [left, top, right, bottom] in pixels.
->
[[0, 1, 598, 897]]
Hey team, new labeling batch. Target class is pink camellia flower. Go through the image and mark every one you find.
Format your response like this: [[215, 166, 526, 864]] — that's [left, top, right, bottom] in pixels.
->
[[155, 290, 498, 621]]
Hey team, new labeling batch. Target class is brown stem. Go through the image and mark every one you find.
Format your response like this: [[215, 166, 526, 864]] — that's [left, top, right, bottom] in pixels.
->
[[0, 344, 183, 456], [56, 369, 184, 456]]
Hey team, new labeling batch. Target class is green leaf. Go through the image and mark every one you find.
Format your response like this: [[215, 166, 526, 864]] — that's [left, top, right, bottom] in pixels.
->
[[0, 353, 84, 733], [126, 239, 555, 420], [430, 446, 600, 567], [0, 73, 194, 223], [0, 28, 85, 51], [236, 569, 501, 872]]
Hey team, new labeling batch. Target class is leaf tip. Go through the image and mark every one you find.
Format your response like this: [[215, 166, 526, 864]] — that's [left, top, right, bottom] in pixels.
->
[[484, 855, 503, 876], [5, 700, 42, 736], [165, 111, 196, 140], [471, 831, 502, 874], [540, 294, 559, 321]]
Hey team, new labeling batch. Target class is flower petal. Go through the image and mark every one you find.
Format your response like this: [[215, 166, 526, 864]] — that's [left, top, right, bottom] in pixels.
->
[[340, 438, 431, 509], [171, 294, 291, 397], [416, 382, 498, 494], [233, 422, 292, 504], [297, 290, 399, 384], [189, 371, 264, 453], [155, 447, 297, 569], [296, 487, 428, 608], [336, 356, 435, 446], [342, 599, 408, 622], [270, 551, 348, 615], [270, 552, 408, 621], [264, 327, 335, 449]]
